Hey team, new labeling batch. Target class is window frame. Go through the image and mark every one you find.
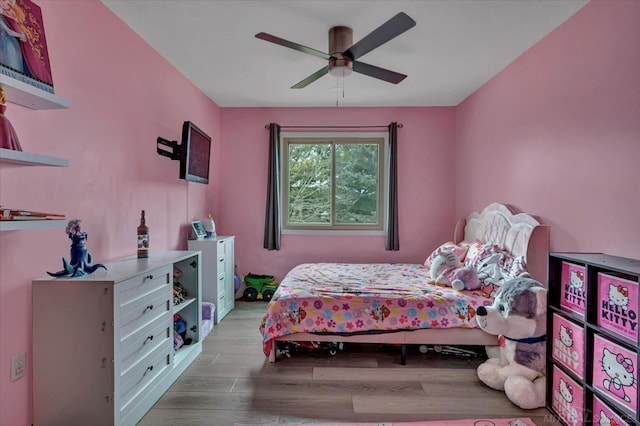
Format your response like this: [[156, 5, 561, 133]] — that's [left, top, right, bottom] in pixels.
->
[[281, 132, 388, 233]]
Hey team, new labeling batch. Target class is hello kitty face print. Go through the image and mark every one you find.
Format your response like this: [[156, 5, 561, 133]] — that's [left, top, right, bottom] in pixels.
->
[[601, 347, 635, 403], [599, 410, 618, 426], [593, 396, 627, 426], [570, 270, 584, 289], [559, 378, 574, 403], [609, 284, 629, 310], [560, 325, 573, 347]]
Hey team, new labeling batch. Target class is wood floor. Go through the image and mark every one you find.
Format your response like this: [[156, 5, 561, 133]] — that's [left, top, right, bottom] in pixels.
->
[[139, 301, 561, 425]]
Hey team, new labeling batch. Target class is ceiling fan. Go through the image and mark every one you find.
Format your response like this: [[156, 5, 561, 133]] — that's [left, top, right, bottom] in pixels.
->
[[255, 12, 416, 89]]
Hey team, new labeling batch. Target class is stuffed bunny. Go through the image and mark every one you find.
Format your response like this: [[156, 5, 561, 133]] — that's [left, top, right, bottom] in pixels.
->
[[430, 248, 480, 291]]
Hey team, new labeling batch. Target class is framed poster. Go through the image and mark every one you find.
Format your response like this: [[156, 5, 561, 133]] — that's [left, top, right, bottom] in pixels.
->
[[0, 0, 54, 92]]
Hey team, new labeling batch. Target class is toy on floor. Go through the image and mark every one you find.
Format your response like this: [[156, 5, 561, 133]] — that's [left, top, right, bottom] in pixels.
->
[[475, 277, 547, 409], [276, 341, 344, 358], [418, 344, 483, 357], [243, 273, 278, 301]]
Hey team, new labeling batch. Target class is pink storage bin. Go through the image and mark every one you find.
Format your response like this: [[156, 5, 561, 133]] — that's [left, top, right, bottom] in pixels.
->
[[551, 365, 584, 426], [593, 396, 632, 426], [552, 313, 584, 378], [597, 272, 639, 343], [560, 261, 587, 316], [592, 334, 638, 414]]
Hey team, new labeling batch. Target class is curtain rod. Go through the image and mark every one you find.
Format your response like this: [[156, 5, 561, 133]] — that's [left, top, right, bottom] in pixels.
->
[[264, 124, 403, 129]]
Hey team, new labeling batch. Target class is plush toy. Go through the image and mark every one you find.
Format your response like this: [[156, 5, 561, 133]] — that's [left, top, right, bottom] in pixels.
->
[[430, 248, 480, 291], [475, 277, 548, 409]]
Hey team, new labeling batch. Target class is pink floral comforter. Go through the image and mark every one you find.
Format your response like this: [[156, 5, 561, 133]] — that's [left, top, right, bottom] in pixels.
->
[[259, 263, 493, 357]]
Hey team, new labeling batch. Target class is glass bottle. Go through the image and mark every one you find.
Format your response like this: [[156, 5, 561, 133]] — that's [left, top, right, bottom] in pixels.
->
[[137, 210, 149, 258]]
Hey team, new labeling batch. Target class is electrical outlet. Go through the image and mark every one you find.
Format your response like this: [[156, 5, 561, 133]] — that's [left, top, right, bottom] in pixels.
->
[[11, 352, 25, 382]]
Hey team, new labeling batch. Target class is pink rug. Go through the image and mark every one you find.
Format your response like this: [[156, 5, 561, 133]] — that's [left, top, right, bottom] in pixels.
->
[[236, 418, 535, 426]]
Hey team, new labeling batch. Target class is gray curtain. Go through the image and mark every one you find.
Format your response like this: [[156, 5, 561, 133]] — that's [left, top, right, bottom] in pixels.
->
[[263, 123, 281, 250], [386, 122, 399, 251]]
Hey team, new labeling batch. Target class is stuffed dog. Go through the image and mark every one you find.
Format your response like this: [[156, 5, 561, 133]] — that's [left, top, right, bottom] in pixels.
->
[[475, 277, 547, 409]]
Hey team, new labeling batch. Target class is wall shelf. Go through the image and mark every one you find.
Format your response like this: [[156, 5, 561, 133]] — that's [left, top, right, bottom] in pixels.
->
[[1, 74, 69, 110], [0, 220, 66, 231], [0, 148, 68, 167]]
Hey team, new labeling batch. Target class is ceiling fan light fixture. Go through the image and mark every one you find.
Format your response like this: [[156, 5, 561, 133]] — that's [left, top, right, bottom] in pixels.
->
[[328, 62, 353, 77]]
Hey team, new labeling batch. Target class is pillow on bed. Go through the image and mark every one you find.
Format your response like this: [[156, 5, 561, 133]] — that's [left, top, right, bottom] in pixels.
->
[[463, 240, 498, 268], [424, 241, 470, 269], [467, 242, 530, 296]]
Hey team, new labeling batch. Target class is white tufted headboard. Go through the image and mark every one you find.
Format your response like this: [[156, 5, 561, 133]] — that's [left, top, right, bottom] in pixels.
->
[[453, 203, 550, 286]]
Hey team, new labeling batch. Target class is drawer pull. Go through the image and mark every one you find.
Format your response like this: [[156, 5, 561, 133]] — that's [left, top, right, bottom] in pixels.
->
[[143, 304, 154, 313], [144, 274, 154, 281], [143, 365, 154, 376], [143, 335, 154, 344]]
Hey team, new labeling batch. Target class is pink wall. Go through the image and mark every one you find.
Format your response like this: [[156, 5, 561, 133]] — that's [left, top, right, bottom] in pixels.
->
[[0, 2, 221, 424], [456, 0, 640, 258], [219, 107, 457, 282]]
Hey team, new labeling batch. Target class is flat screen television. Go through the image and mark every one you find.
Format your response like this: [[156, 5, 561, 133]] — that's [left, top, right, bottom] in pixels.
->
[[180, 121, 211, 184]]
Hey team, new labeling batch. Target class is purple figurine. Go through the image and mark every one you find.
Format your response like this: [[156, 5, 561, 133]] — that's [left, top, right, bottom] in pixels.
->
[[47, 219, 106, 277]]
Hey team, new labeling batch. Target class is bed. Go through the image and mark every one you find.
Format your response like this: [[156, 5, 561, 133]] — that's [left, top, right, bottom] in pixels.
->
[[259, 202, 550, 364]]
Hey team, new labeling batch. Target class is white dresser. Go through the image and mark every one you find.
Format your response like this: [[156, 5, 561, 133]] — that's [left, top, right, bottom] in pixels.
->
[[33, 251, 202, 426], [188, 236, 235, 323]]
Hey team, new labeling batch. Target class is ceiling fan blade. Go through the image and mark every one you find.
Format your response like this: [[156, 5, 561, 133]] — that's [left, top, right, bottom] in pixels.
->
[[291, 66, 329, 89], [255, 32, 331, 60], [352, 61, 407, 84], [343, 12, 416, 61]]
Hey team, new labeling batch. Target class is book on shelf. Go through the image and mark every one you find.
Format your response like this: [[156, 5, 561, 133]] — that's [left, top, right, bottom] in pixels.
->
[[0, 208, 65, 221], [0, 0, 55, 94], [0, 66, 55, 94]]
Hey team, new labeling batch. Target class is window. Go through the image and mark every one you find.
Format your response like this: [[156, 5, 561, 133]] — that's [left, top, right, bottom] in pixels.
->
[[282, 133, 386, 231]]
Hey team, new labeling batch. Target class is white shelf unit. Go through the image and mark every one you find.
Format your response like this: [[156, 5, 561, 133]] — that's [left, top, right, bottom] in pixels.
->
[[188, 236, 235, 324], [0, 147, 68, 167], [0, 147, 69, 232], [33, 251, 202, 426], [0, 219, 66, 231], [0, 74, 69, 110]]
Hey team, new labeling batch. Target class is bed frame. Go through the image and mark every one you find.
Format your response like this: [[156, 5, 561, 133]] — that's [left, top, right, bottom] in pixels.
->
[[268, 202, 550, 364]]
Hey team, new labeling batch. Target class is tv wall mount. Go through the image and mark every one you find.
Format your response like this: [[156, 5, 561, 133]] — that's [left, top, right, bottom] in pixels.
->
[[156, 137, 182, 161]]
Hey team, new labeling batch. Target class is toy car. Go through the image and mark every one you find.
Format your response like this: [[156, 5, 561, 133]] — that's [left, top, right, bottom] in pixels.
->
[[243, 273, 278, 301]]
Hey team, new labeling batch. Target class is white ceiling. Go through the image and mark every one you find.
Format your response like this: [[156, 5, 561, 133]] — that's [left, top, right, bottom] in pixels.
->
[[101, 0, 587, 108]]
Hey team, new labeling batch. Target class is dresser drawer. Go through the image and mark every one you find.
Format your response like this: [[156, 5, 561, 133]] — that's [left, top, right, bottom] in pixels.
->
[[120, 311, 172, 370], [119, 284, 171, 339], [217, 257, 226, 277], [217, 274, 226, 296], [216, 240, 226, 261], [118, 265, 172, 303], [118, 339, 172, 418]]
